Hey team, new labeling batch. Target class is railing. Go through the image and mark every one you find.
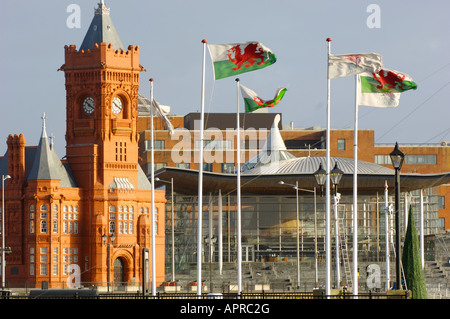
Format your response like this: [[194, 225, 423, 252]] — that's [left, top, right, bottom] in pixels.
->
[[1, 290, 410, 300]]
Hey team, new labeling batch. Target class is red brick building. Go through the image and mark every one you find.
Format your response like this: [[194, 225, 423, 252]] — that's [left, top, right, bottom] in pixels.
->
[[0, 1, 165, 289], [139, 113, 450, 231]]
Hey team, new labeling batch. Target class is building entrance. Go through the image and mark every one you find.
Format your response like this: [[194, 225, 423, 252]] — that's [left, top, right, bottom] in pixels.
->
[[113, 258, 125, 286]]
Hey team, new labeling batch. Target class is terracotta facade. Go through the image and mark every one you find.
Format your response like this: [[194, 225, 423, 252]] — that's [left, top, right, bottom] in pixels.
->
[[0, 3, 165, 289]]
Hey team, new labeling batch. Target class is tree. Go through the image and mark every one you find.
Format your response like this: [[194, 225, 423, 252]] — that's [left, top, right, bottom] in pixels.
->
[[401, 205, 427, 299]]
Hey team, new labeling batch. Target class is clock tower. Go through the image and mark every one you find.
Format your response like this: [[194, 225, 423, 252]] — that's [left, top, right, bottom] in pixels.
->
[[59, 1, 165, 286]]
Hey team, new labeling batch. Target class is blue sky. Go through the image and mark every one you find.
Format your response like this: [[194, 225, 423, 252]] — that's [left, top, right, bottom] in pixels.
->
[[0, 0, 449, 157]]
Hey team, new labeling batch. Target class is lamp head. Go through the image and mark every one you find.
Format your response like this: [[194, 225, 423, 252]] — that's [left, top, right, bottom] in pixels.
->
[[390, 142, 405, 170]]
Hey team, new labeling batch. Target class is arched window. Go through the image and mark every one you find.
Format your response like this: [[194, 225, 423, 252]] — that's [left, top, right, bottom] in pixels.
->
[[124, 206, 128, 213], [129, 206, 134, 213], [30, 204, 35, 212], [109, 205, 116, 213], [40, 204, 48, 212], [63, 206, 68, 212], [119, 205, 123, 213]]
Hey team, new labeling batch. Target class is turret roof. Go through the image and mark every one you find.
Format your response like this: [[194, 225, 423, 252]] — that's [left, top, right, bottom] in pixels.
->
[[80, 1, 124, 51]]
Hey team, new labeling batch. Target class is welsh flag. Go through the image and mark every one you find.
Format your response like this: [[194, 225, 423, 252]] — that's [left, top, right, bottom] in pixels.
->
[[328, 53, 382, 79], [208, 42, 276, 80], [240, 84, 287, 113], [359, 69, 417, 107]]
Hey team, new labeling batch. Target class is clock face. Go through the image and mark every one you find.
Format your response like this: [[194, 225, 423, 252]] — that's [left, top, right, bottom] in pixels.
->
[[82, 96, 95, 114], [112, 96, 123, 114]]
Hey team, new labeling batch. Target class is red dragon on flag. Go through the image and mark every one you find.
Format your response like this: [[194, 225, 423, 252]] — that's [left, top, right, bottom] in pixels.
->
[[227, 43, 267, 71]]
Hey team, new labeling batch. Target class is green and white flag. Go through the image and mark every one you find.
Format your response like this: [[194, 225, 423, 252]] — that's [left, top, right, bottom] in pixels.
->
[[240, 84, 287, 113], [328, 53, 382, 79], [359, 69, 417, 107], [208, 42, 276, 80]]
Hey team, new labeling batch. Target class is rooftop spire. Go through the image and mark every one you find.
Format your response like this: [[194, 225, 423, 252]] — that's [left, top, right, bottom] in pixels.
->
[[41, 112, 47, 138], [80, 0, 124, 51]]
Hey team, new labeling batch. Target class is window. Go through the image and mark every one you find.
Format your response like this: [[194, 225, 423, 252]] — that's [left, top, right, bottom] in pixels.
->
[[40, 204, 48, 212], [222, 163, 235, 173], [155, 140, 165, 150], [337, 139, 346, 150], [40, 220, 47, 233], [63, 206, 68, 212], [405, 154, 437, 165], [374, 155, 392, 165], [53, 220, 58, 233], [115, 141, 127, 162], [203, 163, 213, 172], [30, 204, 35, 212], [53, 204, 58, 211], [109, 205, 116, 213], [129, 221, 133, 234], [40, 264, 47, 275], [30, 220, 35, 234], [176, 163, 190, 169], [196, 140, 232, 150], [109, 221, 116, 234], [147, 163, 167, 174]]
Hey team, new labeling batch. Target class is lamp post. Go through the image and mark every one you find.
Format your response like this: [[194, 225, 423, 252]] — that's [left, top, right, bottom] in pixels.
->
[[390, 142, 404, 290], [330, 163, 343, 288], [314, 163, 343, 289], [1, 175, 11, 290], [102, 233, 116, 292], [155, 177, 176, 282]]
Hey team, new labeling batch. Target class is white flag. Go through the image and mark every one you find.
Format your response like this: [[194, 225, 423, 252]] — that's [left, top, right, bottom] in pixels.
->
[[328, 53, 383, 79], [151, 99, 175, 135], [139, 94, 174, 134]]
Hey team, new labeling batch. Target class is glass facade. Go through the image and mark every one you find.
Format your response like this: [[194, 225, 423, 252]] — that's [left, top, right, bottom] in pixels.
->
[[164, 187, 444, 272]]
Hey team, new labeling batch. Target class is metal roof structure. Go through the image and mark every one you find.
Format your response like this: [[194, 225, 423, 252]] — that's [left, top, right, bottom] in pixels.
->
[[154, 114, 450, 196]]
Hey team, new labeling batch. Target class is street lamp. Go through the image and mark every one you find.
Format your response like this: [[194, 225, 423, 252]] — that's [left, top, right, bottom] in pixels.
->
[[314, 163, 326, 196], [390, 142, 404, 290], [314, 163, 344, 289], [330, 163, 344, 195], [330, 163, 343, 288], [1, 174, 11, 291], [102, 232, 116, 292], [155, 177, 176, 282]]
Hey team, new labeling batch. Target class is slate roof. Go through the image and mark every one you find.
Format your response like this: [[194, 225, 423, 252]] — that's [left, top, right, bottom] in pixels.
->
[[80, 1, 124, 51]]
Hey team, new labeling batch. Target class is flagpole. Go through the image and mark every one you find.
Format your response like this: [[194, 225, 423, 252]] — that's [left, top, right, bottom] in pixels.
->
[[218, 189, 223, 275], [149, 78, 156, 297], [384, 180, 390, 290], [353, 74, 360, 297], [197, 39, 207, 296], [235, 78, 242, 296], [325, 37, 332, 297]]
